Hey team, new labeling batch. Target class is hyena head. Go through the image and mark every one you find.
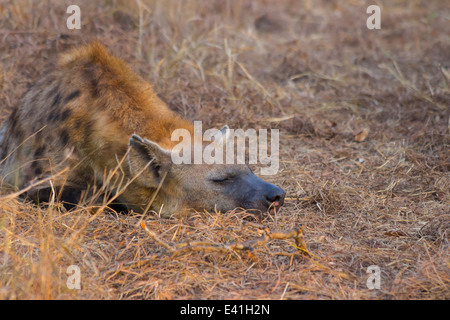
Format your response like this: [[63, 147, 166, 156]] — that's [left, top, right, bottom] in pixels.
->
[[127, 132, 285, 217]]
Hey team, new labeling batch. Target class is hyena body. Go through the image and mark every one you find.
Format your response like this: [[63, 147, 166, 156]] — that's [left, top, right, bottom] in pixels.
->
[[0, 42, 285, 217]]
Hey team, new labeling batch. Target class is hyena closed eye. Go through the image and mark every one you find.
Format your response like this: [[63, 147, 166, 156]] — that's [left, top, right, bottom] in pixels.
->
[[0, 42, 285, 217]]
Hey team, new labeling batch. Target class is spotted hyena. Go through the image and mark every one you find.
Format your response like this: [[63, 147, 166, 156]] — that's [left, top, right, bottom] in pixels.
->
[[0, 42, 285, 217]]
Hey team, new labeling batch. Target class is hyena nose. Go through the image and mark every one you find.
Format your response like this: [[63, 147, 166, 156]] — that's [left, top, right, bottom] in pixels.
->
[[265, 185, 286, 207]]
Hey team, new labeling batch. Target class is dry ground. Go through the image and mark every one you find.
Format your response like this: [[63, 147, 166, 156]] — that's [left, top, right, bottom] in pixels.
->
[[0, 0, 449, 299]]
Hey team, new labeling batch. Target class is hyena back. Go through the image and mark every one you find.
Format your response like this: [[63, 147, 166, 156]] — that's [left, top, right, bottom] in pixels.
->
[[0, 42, 285, 217]]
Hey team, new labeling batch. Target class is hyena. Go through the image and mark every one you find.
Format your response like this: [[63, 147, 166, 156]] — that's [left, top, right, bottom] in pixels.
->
[[0, 42, 285, 217]]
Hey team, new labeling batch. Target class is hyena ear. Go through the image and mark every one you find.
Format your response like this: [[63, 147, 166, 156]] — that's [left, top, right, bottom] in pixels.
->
[[127, 134, 172, 188]]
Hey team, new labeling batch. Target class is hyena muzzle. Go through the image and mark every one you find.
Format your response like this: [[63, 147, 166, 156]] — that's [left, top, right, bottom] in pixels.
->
[[0, 42, 285, 217]]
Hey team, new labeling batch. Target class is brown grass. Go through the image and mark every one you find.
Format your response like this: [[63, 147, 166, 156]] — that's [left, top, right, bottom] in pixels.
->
[[0, 0, 449, 299]]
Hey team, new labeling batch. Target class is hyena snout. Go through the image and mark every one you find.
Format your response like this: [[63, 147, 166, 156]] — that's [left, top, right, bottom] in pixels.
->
[[238, 173, 286, 213], [264, 184, 286, 208]]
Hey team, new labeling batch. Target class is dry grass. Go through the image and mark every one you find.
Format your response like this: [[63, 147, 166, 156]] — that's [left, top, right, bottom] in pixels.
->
[[0, 0, 449, 299]]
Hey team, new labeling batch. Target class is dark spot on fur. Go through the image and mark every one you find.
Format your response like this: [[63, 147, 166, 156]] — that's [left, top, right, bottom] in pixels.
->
[[51, 92, 61, 109], [74, 118, 83, 130], [8, 108, 18, 131], [65, 90, 81, 102], [83, 65, 100, 98], [47, 112, 59, 122], [90, 78, 99, 98], [34, 146, 45, 158], [61, 129, 69, 145], [60, 109, 72, 121]]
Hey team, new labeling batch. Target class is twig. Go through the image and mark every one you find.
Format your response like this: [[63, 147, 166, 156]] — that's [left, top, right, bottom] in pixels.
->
[[140, 221, 308, 257]]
